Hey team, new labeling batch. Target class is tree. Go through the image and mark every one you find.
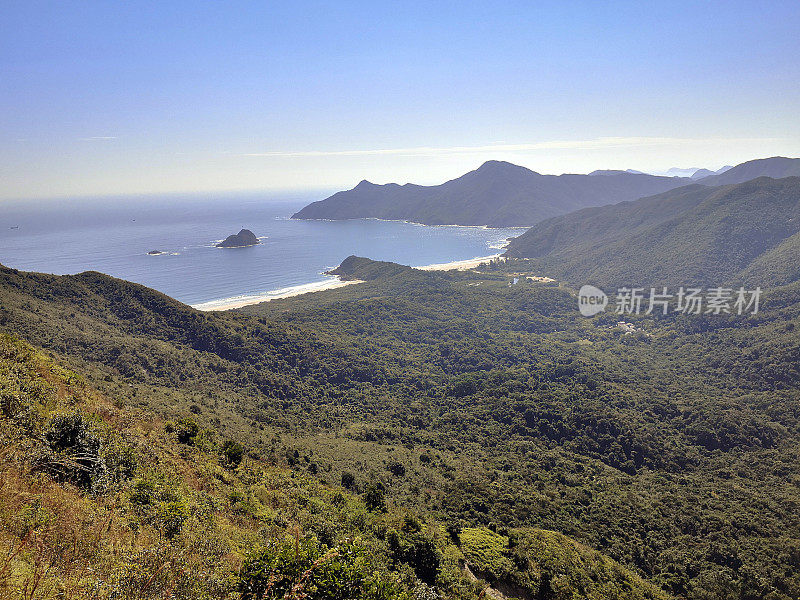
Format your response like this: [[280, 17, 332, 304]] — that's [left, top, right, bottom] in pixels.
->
[[175, 417, 199, 444], [387, 459, 406, 477], [341, 471, 356, 490], [363, 483, 387, 512], [222, 439, 245, 466]]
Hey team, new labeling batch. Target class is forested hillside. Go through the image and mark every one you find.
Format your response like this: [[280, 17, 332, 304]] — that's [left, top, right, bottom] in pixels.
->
[[1, 330, 668, 599], [504, 176, 800, 288], [2, 257, 800, 599]]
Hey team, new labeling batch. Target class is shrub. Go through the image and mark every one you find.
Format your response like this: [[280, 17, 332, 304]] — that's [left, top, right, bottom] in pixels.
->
[[406, 536, 440, 585], [446, 522, 462, 544], [238, 536, 408, 600], [128, 472, 190, 538], [341, 471, 356, 490], [156, 498, 190, 538], [387, 530, 441, 585], [363, 483, 387, 513], [104, 443, 138, 480], [387, 459, 406, 477], [221, 439, 245, 467], [34, 411, 106, 489], [458, 527, 514, 583], [175, 417, 199, 444], [402, 514, 422, 533]]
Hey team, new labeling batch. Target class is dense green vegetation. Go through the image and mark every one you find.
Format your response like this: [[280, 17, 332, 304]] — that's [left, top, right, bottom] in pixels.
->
[[0, 330, 667, 599], [505, 176, 800, 289], [1, 253, 800, 599]]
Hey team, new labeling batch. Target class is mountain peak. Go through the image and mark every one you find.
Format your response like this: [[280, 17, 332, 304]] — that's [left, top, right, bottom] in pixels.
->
[[475, 160, 539, 176], [588, 169, 637, 177]]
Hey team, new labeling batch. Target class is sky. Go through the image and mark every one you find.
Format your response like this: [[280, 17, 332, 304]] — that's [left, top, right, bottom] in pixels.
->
[[1, 0, 799, 200]]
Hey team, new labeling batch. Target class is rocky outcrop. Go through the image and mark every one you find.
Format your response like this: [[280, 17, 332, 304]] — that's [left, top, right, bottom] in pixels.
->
[[216, 229, 259, 248]]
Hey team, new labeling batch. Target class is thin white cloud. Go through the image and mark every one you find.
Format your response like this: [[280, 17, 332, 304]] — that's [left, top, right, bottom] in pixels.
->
[[240, 136, 782, 158], [79, 136, 118, 141]]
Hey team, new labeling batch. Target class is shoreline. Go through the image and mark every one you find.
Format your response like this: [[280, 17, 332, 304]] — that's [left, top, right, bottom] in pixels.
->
[[194, 253, 506, 312], [416, 253, 504, 271], [292, 215, 530, 230], [192, 277, 364, 311]]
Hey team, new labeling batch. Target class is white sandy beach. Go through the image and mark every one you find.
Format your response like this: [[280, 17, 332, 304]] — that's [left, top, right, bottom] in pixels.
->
[[192, 277, 364, 311], [194, 254, 506, 311], [417, 253, 505, 271]]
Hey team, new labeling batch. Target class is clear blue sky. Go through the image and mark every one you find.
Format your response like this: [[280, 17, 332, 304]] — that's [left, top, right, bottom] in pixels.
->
[[1, 1, 799, 199]]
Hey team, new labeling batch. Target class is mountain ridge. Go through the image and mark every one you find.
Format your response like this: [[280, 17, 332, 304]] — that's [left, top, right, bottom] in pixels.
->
[[292, 160, 694, 226], [694, 156, 800, 186], [292, 157, 798, 227]]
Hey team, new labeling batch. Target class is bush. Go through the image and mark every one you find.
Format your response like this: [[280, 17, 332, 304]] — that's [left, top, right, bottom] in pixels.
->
[[407, 536, 440, 585], [221, 439, 245, 466], [128, 473, 190, 538], [402, 514, 422, 533], [363, 483, 387, 513], [341, 471, 356, 490], [387, 459, 406, 477], [156, 498, 190, 538], [238, 536, 407, 600], [458, 527, 515, 583], [103, 443, 138, 481], [387, 530, 441, 585], [175, 417, 199, 444], [446, 522, 462, 544], [34, 411, 106, 489]]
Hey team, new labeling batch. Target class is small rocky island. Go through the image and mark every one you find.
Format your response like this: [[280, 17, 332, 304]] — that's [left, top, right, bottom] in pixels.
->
[[147, 250, 163, 255], [216, 229, 260, 248]]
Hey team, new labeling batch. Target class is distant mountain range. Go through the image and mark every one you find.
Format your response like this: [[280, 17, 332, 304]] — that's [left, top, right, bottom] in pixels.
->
[[292, 161, 694, 226], [664, 165, 732, 178], [292, 156, 799, 228], [504, 176, 800, 289]]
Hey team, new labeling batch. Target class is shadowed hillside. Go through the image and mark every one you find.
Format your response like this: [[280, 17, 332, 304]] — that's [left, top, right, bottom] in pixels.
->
[[292, 157, 799, 228], [504, 176, 800, 288], [292, 160, 693, 226], [694, 156, 800, 186]]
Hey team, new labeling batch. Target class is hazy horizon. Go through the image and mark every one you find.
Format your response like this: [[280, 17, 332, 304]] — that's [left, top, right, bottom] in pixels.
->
[[2, 1, 799, 200]]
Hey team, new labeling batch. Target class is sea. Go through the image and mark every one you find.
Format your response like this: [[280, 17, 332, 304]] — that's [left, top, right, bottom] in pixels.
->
[[0, 191, 522, 309]]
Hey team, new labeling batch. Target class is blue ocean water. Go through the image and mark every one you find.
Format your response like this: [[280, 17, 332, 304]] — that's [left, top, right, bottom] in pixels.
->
[[0, 192, 521, 307]]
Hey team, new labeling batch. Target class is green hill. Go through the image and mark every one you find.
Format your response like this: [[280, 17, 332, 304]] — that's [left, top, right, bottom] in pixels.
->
[[504, 176, 800, 288], [327, 255, 420, 280], [2, 258, 800, 599], [2, 330, 671, 600]]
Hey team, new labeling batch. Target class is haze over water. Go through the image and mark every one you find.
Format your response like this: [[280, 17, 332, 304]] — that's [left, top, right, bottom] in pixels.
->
[[0, 192, 519, 307]]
